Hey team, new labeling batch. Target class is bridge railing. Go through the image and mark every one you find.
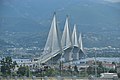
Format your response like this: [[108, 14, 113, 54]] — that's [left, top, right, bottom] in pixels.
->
[[0, 76, 118, 80], [38, 50, 61, 63]]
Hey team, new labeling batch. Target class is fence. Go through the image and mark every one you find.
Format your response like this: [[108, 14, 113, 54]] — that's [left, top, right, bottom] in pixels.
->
[[0, 76, 119, 80]]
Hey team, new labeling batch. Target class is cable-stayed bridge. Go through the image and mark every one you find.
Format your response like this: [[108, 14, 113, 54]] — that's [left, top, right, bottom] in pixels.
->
[[37, 13, 85, 65]]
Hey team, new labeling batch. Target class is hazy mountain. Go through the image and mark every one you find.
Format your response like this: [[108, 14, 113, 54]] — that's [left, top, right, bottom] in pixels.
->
[[0, 0, 120, 33], [0, 39, 13, 48]]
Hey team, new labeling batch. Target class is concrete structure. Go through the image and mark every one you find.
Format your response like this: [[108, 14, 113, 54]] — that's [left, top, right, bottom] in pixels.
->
[[37, 13, 85, 65], [102, 63, 115, 69]]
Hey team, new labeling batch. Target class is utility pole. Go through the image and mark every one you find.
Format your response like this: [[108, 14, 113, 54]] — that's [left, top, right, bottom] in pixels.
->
[[94, 50, 97, 78], [85, 54, 87, 77], [60, 53, 63, 76]]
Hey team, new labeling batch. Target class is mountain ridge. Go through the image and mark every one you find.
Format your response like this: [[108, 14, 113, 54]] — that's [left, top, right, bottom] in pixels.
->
[[0, 0, 120, 33]]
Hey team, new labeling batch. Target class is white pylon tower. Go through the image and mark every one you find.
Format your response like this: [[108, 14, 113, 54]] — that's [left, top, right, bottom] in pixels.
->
[[61, 15, 72, 50], [78, 33, 85, 59], [61, 15, 72, 61], [79, 33, 84, 52], [71, 24, 79, 60], [72, 24, 79, 47], [38, 12, 61, 64], [44, 12, 61, 54]]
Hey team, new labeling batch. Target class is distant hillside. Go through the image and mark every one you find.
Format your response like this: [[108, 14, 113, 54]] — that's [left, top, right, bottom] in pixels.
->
[[0, 39, 13, 48], [0, 0, 120, 33], [58, 0, 120, 33], [0, 17, 45, 32]]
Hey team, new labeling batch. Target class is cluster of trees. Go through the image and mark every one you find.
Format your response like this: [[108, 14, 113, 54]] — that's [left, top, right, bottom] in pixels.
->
[[87, 61, 117, 77], [0, 57, 17, 76], [32, 65, 80, 77], [0, 57, 119, 78], [0, 57, 61, 77], [0, 57, 30, 77], [32, 67, 57, 77]]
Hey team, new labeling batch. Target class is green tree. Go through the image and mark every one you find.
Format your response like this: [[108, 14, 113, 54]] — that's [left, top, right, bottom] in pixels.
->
[[87, 66, 94, 75], [44, 68, 57, 77], [109, 69, 116, 73], [97, 67, 104, 75], [98, 62, 103, 68], [0, 57, 17, 76], [17, 66, 29, 76], [74, 65, 79, 73]]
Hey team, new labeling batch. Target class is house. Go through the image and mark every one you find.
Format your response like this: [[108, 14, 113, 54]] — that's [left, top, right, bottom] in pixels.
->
[[102, 63, 115, 69]]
